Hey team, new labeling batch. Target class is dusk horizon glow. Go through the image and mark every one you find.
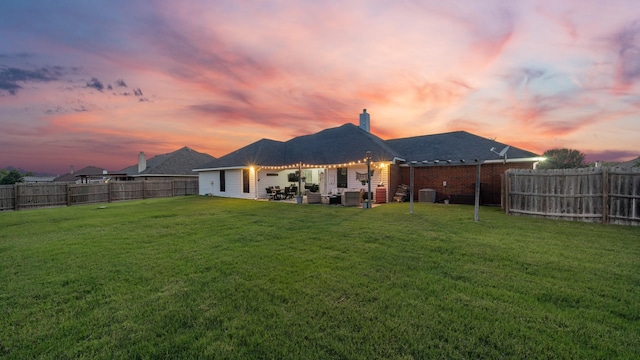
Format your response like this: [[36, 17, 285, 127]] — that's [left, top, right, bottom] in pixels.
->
[[1, 1, 638, 175]]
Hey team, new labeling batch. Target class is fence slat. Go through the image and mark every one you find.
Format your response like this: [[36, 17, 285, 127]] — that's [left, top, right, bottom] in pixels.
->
[[505, 167, 640, 225], [0, 185, 15, 210], [0, 179, 198, 211]]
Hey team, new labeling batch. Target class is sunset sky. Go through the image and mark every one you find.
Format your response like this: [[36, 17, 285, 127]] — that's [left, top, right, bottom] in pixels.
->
[[1, 0, 639, 175]]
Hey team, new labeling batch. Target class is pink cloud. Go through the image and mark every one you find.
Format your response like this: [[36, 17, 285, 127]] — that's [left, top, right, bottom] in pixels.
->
[[1, 1, 639, 172], [609, 21, 640, 93]]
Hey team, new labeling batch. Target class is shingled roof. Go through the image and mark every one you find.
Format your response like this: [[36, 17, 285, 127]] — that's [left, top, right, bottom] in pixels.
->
[[283, 124, 401, 164], [617, 156, 640, 168], [195, 125, 540, 171], [385, 131, 539, 162], [54, 165, 109, 182], [196, 124, 403, 170], [197, 139, 287, 169], [120, 147, 216, 176]]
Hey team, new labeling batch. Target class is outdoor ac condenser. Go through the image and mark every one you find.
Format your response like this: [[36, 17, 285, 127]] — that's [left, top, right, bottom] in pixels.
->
[[419, 189, 436, 203]]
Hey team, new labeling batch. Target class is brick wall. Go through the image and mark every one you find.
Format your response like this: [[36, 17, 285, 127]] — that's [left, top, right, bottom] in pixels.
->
[[399, 162, 533, 205]]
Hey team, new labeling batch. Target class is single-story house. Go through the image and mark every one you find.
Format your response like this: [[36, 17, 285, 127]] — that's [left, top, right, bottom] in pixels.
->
[[616, 157, 640, 168], [194, 110, 542, 205], [119, 146, 216, 181], [54, 165, 112, 184], [23, 176, 56, 183]]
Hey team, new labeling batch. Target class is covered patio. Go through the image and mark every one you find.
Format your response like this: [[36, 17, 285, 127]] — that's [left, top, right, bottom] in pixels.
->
[[254, 158, 392, 206]]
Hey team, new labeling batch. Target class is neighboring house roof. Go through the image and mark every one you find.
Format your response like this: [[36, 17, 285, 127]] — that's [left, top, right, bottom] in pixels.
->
[[195, 124, 403, 170], [24, 176, 56, 183], [120, 146, 216, 176], [54, 166, 108, 182], [385, 131, 539, 162], [617, 156, 640, 168]]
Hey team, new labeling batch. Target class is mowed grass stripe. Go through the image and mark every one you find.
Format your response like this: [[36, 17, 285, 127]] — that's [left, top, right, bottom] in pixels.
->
[[1, 196, 639, 359]]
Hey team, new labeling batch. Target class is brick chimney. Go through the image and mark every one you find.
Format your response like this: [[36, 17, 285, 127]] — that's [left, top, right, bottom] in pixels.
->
[[138, 152, 146, 173], [70, 165, 74, 174], [359, 109, 370, 132]]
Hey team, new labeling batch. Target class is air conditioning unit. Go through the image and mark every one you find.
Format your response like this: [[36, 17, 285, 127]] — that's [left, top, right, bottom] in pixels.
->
[[419, 189, 436, 203]]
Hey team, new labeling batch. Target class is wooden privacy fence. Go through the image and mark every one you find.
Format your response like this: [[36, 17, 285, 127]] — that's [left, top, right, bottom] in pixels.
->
[[504, 167, 640, 225], [0, 179, 198, 211]]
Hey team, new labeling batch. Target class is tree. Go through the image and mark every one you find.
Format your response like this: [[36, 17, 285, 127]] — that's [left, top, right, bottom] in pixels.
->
[[537, 148, 587, 169], [0, 169, 25, 184]]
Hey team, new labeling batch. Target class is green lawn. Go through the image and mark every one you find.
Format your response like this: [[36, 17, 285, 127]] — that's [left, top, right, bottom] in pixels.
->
[[1, 196, 639, 359]]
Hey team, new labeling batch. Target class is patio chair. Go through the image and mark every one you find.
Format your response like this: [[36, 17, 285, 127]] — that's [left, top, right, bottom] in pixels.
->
[[287, 186, 298, 199], [265, 187, 275, 200], [273, 186, 285, 200], [284, 186, 295, 199]]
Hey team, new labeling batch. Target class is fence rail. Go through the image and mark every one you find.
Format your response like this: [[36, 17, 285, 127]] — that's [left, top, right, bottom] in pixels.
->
[[505, 167, 640, 225], [0, 179, 199, 211]]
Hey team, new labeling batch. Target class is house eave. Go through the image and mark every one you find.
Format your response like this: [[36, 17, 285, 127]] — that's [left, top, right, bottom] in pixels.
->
[[392, 157, 406, 164], [398, 157, 545, 167], [194, 166, 248, 172], [482, 157, 546, 164], [130, 173, 198, 177]]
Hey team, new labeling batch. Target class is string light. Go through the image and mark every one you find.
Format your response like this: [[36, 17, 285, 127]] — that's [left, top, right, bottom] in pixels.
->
[[250, 159, 392, 170]]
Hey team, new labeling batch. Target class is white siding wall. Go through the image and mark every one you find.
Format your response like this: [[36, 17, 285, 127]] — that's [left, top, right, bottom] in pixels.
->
[[198, 169, 256, 199], [198, 171, 217, 195], [224, 170, 243, 198]]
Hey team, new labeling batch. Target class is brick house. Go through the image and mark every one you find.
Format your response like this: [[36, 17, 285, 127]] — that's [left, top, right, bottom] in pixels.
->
[[195, 110, 542, 205], [387, 131, 540, 205]]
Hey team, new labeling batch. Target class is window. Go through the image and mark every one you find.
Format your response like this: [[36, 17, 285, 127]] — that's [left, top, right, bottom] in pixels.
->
[[219, 170, 226, 192], [242, 168, 250, 193], [337, 167, 348, 188], [302, 169, 314, 183]]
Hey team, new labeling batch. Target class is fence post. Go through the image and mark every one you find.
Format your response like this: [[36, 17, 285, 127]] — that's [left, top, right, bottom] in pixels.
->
[[602, 167, 609, 224], [14, 183, 18, 210], [503, 171, 510, 214]]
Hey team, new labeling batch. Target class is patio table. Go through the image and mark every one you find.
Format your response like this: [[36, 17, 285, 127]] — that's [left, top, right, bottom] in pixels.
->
[[272, 189, 284, 200]]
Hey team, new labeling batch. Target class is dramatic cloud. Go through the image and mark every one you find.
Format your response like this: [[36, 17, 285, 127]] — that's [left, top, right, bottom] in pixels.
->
[[86, 77, 104, 92], [0, 0, 638, 173], [0, 66, 62, 94], [610, 20, 640, 90], [114, 89, 146, 100]]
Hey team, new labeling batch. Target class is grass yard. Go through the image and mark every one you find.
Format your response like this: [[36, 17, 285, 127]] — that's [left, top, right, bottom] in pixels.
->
[[1, 196, 639, 359]]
